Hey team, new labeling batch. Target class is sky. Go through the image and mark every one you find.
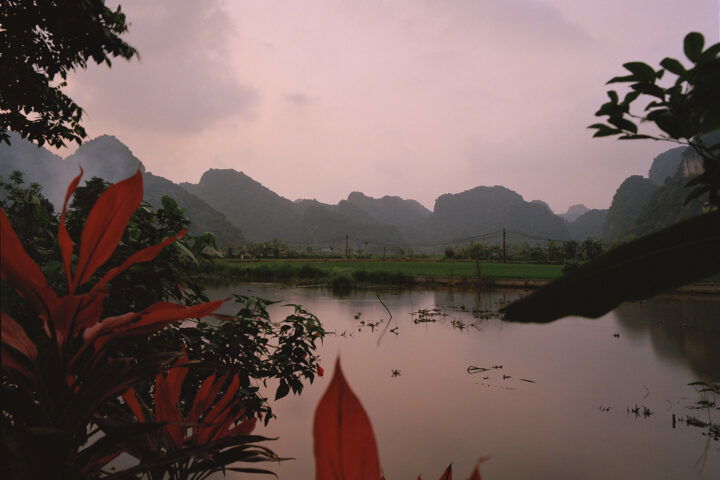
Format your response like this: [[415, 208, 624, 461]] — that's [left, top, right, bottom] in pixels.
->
[[62, 0, 720, 213]]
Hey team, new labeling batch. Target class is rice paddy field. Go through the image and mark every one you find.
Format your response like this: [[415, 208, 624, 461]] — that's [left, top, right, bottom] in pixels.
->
[[216, 259, 565, 280]]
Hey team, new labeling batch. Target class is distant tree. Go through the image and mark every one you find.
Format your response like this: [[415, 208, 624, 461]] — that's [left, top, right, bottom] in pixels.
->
[[562, 240, 579, 261], [545, 241, 564, 263], [0, 0, 137, 147], [580, 237, 603, 260]]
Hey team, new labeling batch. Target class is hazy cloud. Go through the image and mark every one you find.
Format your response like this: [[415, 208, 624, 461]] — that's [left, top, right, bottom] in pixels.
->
[[67, 0, 259, 133], [285, 93, 316, 106]]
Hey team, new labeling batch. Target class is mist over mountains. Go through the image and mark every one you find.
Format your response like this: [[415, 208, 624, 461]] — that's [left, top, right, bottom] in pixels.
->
[[0, 133, 706, 250]]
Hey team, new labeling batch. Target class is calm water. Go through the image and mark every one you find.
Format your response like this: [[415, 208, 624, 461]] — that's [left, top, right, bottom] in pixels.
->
[[205, 283, 720, 479]]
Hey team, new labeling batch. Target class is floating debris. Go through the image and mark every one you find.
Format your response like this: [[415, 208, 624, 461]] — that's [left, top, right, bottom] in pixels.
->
[[628, 404, 653, 418], [467, 366, 490, 374], [391, 369, 401, 378]]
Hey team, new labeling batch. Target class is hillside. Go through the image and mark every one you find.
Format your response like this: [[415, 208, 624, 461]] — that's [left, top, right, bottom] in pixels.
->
[[429, 186, 570, 243], [181, 169, 304, 242], [602, 175, 658, 244], [566, 209, 607, 240], [1, 135, 244, 245], [345, 191, 431, 226]]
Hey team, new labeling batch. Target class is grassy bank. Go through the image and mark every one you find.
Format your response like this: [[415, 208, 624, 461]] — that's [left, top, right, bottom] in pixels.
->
[[196, 258, 720, 290], [196, 259, 564, 288]]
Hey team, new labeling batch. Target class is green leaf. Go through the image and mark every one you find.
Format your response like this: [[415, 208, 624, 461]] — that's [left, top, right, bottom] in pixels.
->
[[650, 111, 687, 138], [618, 134, 654, 140], [623, 62, 656, 82], [591, 127, 623, 138], [606, 74, 636, 84], [630, 82, 666, 99], [275, 379, 290, 400], [699, 42, 720, 62], [622, 91, 641, 105], [501, 211, 720, 323], [684, 32, 704, 62], [660, 57, 686, 75], [607, 116, 638, 133], [607, 90, 619, 103]]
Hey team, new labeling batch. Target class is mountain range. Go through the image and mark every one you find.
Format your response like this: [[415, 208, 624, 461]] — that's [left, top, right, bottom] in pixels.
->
[[1, 133, 708, 250]]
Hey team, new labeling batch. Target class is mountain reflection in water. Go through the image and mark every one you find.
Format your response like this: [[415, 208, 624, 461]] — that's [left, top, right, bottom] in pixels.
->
[[615, 298, 720, 381]]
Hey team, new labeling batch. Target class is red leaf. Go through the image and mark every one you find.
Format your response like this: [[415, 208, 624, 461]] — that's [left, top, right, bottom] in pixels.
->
[[93, 229, 187, 291], [196, 375, 242, 444], [167, 353, 189, 406], [438, 464, 452, 480], [70, 170, 143, 292], [313, 359, 382, 480], [466, 457, 489, 480], [91, 299, 224, 353], [1, 312, 38, 361], [188, 373, 224, 421], [1, 349, 34, 379], [50, 290, 108, 348], [203, 374, 240, 424], [155, 371, 184, 448], [317, 364, 325, 377], [122, 388, 146, 422], [0, 208, 58, 327], [58, 169, 83, 289]]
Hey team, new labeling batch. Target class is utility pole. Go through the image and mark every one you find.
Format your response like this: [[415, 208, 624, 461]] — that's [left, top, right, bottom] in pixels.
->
[[502, 228, 507, 263], [345, 234, 349, 258]]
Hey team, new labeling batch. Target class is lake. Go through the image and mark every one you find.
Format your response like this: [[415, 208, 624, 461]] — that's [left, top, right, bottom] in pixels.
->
[[205, 283, 720, 479]]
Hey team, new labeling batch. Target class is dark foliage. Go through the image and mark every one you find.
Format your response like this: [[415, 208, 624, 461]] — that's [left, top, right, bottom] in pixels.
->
[[0, 0, 137, 147]]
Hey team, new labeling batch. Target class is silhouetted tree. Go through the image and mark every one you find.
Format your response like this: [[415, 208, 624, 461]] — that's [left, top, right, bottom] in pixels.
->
[[0, 0, 137, 147]]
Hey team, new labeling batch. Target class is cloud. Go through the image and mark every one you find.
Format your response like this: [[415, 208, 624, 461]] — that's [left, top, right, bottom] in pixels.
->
[[67, 0, 259, 133], [285, 92, 316, 106]]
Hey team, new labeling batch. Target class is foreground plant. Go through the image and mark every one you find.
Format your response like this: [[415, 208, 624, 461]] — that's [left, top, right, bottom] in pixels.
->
[[313, 360, 485, 479], [104, 353, 277, 480], [0, 170, 271, 479]]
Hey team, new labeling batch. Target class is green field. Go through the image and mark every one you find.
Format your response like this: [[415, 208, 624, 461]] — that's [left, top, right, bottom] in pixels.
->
[[217, 259, 564, 280], [202, 258, 720, 288]]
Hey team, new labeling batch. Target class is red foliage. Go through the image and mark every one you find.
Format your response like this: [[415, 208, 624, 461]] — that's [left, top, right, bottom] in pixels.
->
[[314, 360, 486, 480], [0, 169, 221, 379], [123, 354, 256, 450], [0, 170, 227, 478]]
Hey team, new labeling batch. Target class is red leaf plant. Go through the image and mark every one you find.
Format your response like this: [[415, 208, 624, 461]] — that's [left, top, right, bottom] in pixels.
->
[[313, 359, 486, 480], [113, 352, 278, 480], [0, 170, 231, 479]]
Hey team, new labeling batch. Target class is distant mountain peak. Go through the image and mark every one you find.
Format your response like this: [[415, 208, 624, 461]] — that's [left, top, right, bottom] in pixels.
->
[[559, 204, 590, 222], [69, 135, 146, 173], [346, 190, 431, 226]]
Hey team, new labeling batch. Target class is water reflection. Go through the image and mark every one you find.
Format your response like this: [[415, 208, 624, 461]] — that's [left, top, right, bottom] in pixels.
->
[[614, 298, 720, 381], [204, 284, 719, 480]]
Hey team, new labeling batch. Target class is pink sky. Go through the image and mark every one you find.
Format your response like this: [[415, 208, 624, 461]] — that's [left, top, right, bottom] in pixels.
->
[[62, 0, 719, 212]]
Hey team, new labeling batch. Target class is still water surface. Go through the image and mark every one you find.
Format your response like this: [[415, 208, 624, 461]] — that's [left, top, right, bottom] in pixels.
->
[[205, 283, 720, 479]]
